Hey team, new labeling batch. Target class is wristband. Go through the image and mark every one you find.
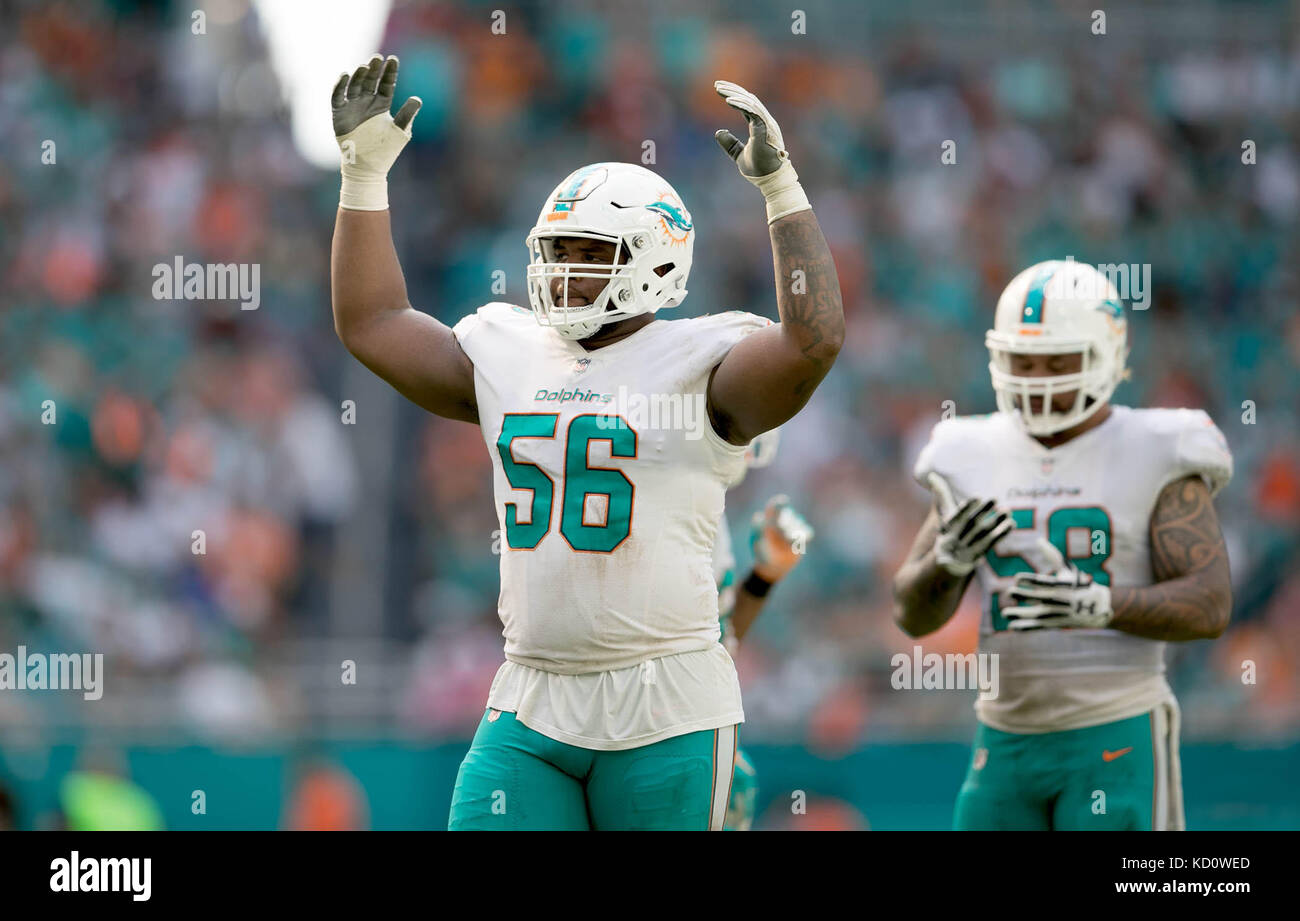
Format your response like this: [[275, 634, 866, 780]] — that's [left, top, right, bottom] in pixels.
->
[[753, 160, 811, 224], [339, 173, 389, 211], [336, 113, 413, 212], [742, 570, 774, 598]]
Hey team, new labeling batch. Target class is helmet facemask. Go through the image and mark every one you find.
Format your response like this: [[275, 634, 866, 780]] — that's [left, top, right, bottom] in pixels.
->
[[986, 335, 1123, 436], [526, 228, 684, 340]]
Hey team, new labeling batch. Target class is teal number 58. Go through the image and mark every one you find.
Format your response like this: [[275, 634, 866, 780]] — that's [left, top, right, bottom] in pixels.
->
[[985, 506, 1112, 631], [497, 413, 637, 553]]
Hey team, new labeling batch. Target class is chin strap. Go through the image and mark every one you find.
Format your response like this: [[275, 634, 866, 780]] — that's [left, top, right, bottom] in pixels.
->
[[553, 318, 605, 340]]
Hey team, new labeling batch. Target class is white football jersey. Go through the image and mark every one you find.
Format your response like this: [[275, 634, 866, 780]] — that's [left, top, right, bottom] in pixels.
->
[[453, 302, 771, 748], [913, 405, 1232, 733], [712, 513, 738, 654]]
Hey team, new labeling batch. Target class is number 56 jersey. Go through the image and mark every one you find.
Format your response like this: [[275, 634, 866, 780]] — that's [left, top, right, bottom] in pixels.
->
[[913, 406, 1232, 734], [452, 302, 770, 747]]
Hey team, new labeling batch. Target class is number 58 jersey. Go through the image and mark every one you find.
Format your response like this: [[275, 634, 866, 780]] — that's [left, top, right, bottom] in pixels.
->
[[913, 406, 1232, 734], [454, 302, 770, 675]]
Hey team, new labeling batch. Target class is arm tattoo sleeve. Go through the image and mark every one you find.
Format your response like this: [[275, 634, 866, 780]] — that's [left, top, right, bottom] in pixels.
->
[[769, 209, 845, 373], [1109, 475, 1232, 641]]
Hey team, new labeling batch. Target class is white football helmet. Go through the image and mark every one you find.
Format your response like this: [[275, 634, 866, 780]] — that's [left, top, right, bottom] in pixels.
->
[[525, 162, 694, 340], [985, 260, 1129, 436]]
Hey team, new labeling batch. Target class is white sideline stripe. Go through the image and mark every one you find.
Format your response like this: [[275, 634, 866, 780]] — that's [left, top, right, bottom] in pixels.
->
[[1152, 705, 1169, 831], [1152, 700, 1185, 831], [709, 725, 738, 831]]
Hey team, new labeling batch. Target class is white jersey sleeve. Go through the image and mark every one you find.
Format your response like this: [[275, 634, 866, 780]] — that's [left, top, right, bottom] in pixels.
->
[[450, 305, 487, 345], [712, 513, 738, 652], [913, 416, 987, 488], [1160, 408, 1233, 497]]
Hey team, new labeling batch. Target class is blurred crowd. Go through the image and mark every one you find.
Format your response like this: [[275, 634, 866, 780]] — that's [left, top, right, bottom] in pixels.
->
[[0, 0, 1296, 750]]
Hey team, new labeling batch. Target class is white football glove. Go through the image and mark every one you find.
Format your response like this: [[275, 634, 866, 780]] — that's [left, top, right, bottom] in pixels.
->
[[932, 497, 1015, 578], [749, 495, 813, 582], [926, 472, 1014, 578], [332, 55, 423, 211], [713, 80, 811, 224], [1004, 568, 1114, 631]]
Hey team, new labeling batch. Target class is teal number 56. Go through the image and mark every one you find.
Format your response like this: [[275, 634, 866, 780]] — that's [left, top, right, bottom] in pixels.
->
[[985, 506, 1112, 631], [497, 413, 637, 553]]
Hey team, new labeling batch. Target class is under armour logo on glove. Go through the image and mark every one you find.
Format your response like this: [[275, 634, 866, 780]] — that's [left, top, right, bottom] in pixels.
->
[[1004, 568, 1114, 631]]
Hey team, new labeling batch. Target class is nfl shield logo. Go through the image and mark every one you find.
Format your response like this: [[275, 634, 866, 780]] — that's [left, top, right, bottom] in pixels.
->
[[573, 357, 591, 373], [1041, 457, 1054, 475]]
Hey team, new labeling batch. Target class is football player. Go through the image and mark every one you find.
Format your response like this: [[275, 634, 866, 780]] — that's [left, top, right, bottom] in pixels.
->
[[330, 57, 843, 829], [713, 432, 815, 830], [892, 260, 1233, 831]]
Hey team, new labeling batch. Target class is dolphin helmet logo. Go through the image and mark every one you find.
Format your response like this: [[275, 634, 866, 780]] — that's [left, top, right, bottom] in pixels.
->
[[645, 200, 693, 232], [547, 166, 609, 222]]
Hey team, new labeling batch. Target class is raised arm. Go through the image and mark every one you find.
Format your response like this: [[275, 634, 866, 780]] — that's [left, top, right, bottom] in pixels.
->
[[705, 82, 844, 445], [330, 55, 477, 424]]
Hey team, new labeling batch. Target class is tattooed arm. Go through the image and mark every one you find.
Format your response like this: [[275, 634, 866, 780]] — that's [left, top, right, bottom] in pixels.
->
[[892, 507, 975, 638], [707, 80, 844, 444], [707, 209, 845, 443], [1108, 475, 1232, 640]]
